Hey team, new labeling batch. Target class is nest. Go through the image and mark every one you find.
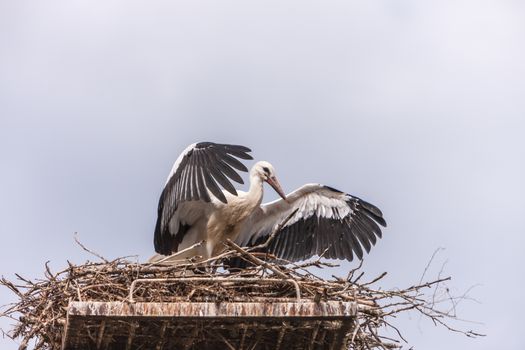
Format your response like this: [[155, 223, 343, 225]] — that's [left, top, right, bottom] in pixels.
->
[[1, 239, 481, 350]]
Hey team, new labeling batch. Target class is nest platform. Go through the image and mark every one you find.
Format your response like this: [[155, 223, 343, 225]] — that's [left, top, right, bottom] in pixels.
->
[[63, 299, 356, 350]]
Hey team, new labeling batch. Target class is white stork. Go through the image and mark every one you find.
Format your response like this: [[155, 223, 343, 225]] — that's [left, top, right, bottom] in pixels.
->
[[151, 142, 386, 264]]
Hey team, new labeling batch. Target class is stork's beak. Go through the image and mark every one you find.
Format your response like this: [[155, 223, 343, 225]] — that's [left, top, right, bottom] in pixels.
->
[[266, 176, 287, 200]]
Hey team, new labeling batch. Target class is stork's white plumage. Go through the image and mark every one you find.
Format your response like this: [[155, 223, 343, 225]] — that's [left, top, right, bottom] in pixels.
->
[[152, 142, 386, 264]]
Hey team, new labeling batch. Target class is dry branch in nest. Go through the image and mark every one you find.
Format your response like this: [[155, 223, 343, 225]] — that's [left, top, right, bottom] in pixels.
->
[[1, 240, 482, 350]]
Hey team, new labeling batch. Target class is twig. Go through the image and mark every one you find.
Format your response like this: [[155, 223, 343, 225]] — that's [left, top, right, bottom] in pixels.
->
[[225, 240, 288, 279], [419, 247, 445, 285], [73, 233, 109, 263]]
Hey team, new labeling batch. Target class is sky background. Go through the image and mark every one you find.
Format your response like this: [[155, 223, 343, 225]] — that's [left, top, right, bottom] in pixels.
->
[[1, 1, 524, 349]]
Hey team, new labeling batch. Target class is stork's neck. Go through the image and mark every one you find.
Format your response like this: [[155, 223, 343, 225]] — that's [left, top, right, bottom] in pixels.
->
[[246, 173, 264, 207]]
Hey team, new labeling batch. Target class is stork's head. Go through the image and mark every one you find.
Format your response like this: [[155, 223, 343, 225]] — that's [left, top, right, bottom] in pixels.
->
[[251, 161, 287, 200]]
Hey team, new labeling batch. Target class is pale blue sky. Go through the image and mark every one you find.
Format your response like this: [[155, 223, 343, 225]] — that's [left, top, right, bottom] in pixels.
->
[[1, 1, 524, 348]]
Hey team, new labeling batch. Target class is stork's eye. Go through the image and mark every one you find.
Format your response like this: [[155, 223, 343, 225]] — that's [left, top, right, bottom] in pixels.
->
[[262, 166, 270, 174]]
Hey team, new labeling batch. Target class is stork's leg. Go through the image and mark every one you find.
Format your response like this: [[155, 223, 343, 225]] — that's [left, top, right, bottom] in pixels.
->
[[206, 240, 215, 259], [202, 240, 224, 274]]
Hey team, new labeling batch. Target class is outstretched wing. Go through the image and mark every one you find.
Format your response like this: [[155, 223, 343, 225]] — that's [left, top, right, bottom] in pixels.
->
[[154, 142, 252, 255], [235, 184, 386, 263]]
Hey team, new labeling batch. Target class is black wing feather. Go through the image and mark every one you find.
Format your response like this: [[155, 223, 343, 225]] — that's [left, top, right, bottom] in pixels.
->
[[353, 215, 377, 245], [216, 160, 245, 184], [352, 218, 373, 253], [202, 164, 227, 203], [220, 152, 249, 172]]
